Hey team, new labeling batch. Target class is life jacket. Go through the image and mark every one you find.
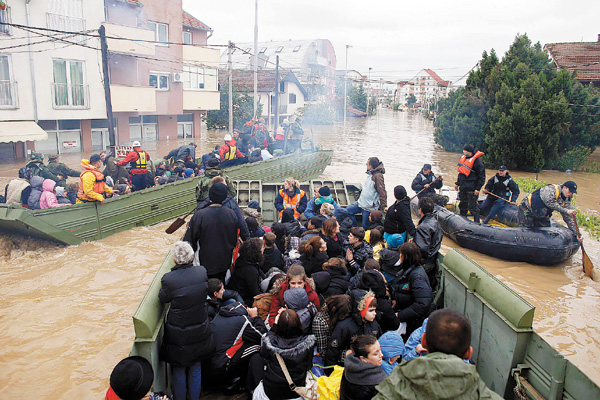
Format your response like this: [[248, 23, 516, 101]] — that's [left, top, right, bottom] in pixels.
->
[[77, 164, 106, 202], [278, 188, 305, 219], [419, 172, 436, 183], [492, 175, 513, 199], [275, 126, 285, 141], [526, 184, 566, 211], [129, 150, 147, 170], [223, 144, 238, 161], [457, 151, 485, 176]]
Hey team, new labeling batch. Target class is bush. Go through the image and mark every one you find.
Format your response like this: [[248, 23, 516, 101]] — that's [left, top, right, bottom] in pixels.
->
[[514, 177, 547, 194], [553, 145, 592, 171], [297, 103, 335, 125]]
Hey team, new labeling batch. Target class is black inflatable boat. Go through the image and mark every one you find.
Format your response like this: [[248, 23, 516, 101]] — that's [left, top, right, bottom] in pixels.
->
[[410, 199, 580, 265]]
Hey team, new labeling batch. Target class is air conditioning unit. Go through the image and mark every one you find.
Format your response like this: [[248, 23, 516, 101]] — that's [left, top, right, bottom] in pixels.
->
[[172, 72, 184, 83]]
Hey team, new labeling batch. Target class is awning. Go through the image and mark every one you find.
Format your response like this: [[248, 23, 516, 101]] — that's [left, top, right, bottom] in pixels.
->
[[0, 121, 48, 143]]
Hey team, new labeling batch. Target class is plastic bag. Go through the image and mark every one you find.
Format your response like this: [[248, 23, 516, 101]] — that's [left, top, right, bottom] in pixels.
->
[[316, 365, 344, 400]]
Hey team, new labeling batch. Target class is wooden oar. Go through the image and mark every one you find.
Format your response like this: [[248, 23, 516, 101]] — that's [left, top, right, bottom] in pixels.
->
[[410, 176, 442, 201], [573, 217, 596, 280], [484, 191, 516, 205], [165, 208, 195, 234]]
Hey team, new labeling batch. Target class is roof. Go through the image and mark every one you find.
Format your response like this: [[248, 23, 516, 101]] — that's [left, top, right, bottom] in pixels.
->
[[545, 42, 600, 82], [218, 69, 308, 97], [424, 69, 444, 82], [182, 10, 212, 32]]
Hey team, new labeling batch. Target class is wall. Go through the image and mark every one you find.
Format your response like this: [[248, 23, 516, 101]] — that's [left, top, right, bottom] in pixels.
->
[[157, 115, 177, 141], [286, 82, 305, 116]]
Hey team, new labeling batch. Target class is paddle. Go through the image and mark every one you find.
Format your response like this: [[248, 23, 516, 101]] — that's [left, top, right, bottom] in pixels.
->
[[410, 176, 443, 201], [573, 217, 596, 280], [165, 208, 196, 234], [484, 191, 517, 205]]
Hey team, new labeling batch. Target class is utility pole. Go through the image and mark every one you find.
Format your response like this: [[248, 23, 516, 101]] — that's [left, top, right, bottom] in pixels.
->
[[99, 25, 116, 154], [253, 0, 258, 119], [228, 41, 234, 134], [344, 44, 351, 124], [366, 67, 372, 116], [274, 55, 280, 133]]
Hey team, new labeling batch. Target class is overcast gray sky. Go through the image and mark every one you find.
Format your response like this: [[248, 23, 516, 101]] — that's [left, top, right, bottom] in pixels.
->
[[183, 0, 600, 85]]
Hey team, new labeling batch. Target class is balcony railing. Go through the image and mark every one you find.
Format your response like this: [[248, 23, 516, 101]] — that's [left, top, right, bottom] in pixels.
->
[[0, 80, 18, 108], [0, 6, 11, 35], [46, 13, 86, 43], [51, 83, 89, 109]]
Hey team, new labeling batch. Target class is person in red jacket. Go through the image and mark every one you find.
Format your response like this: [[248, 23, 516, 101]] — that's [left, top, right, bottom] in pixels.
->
[[219, 134, 244, 161], [268, 264, 320, 326], [115, 141, 150, 191]]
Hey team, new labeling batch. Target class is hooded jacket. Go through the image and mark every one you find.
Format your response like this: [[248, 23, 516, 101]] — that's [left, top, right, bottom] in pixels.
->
[[198, 196, 250, 241], [312, 264, 351, 299], [269, 281, 320, 326], [54, 186, 72, 204], [324, 289, 382, 367], [5, 178, 30, 206], [27, 176, 45, 209], [414, 211, 443, 266], [281, 218, 304, 238], [358, 162, 387, 211], [39, 179, 67, 209], [340, 353, 388, 400], [379, 331, 405, 375], [260, 332, 316, 400], [227, 258, 262, 306], [298, 250, 328, 277], [304, 196, 341, 219], [389, 264, 433, 324], [159, 262, 212, 367], [262, 246, 285, 274], [357, 271, 399, 332], [384, 193, 416, 237], [374, 352, 503, 400], [207, 289, 244, 319], [209, 302, 266, 371], [283, 287, 317, 334], [320, 231, 345, 259]]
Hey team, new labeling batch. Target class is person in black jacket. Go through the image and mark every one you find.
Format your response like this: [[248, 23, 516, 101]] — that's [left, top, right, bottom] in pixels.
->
[[227, 238, 264, 306], [324, 289, 382, 367], [340, 335, 387, 400], [412, 197, 443, 289], [320, 218, 345, 258], [207, 278, 244, 319], [356, 270, 399, 333], [455, 144, 486, 223], [281, 207, 304, 237], [390, 242, 433, 335], [261, 232, 285, 274], [209, 302, 267, 393], [159, 241, 212, 400], [344, 227, 374, 275], [383, 185, 416, 249], [298, 236, 328, 276], [259, 309, 316, 399], [480, 165, 520, 224], [411, 163, 443, 199], [183, 183, 240, 281], [312, 257, 351, 299]]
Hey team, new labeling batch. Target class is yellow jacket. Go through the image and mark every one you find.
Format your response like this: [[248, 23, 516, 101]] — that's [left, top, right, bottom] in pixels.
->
[[76, 159, 112, 203]]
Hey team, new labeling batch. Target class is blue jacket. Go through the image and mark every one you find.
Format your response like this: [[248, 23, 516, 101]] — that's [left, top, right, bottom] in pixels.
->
[[304, 197, 341, 219]]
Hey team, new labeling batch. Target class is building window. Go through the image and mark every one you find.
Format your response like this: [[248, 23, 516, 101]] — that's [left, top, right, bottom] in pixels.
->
[[183, 31, 192, 45], [0, 4, 11, 35], [0, 54, 17, 108], [293, 45, 301, 52], [148, 21, 168, 45], [183, 65, 218, 91], [47, 0, 85, 43], [52, 59, 88, 108], [149, 72, 169, 90], [275, 46, 283, 53], [289, 93, 296, 104], [279, 81, 284, 92]]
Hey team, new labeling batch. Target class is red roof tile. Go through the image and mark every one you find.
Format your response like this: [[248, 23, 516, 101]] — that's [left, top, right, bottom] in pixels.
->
[[182, 10, 212, 31], [424, 69, 443, 82], [545, 42, 600, 81]]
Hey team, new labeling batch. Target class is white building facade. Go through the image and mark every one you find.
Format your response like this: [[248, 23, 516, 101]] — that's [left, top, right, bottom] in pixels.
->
[[394, 69, 452, 107]]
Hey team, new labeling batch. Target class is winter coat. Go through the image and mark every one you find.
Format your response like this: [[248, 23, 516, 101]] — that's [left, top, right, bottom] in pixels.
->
[[411, 170, 443, 199], [284, 287, 317, 334], [25, 160, 60, 182], [27, 176, 44, 209], [198, 196, 250, 241], [260, 332, 316, 400], [175, 144, 196, 161], [378, 248, 401, 281], [520, 184, 577, 233], [262, 246, 285, 274], [269, 281, 320, 326], [298, 251, 328, 277], [312, 264, 351, 298], [384, 197, 416, 237], [304, 197, 341, 219], [183, 204, 240, 277], [54, 186, 72, 205], [312, 310, 331, 356], [358, 162, 387, 211], [47, 160, 80, 187], [227, 259, 262, 306], [102, 154, 131, 183], [207, 289, 244, 319], [356, 270, 399, 332], [320, 231, 345, 259], [210, 302, 267, 371], [5, 178, 30, 206], [345, 240, 374, 274], [484, 172, 520, 202], [253, 292, 274, 321], [274, 187, 308, 217], [389, 264, 433, 324], [159, 262, 212, 367], [324, 289, 382, 367], [374, 352, 503, 400], [340, 353, 387, 400], [414, 212, 443, 266], [195, 166, 236, 202], [39, 179, 67, 209], [301, 228, 321, 241], [379, 331, 405, 375], [282, 219, 304, 238], [242, 207, 264, 226], [456, 155, 486, 192]]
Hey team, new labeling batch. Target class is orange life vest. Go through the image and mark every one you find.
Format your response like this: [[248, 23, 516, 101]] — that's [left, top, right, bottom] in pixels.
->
[[278, 188, 305, 219], [457, 151, 485, 176], [77, 166, 106, 202]]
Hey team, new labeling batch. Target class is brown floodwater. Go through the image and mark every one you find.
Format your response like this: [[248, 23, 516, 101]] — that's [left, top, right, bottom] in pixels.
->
[[0, 108, 599, 398]]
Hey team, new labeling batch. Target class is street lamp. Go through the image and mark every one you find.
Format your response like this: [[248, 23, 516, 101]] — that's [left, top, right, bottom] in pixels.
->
[[343, 44, 352, 124]]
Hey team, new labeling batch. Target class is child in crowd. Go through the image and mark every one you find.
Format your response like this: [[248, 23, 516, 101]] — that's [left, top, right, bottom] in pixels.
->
[[268, 264, 320, 327], [298, 236, 328, 277], [312, 257, 350, 300], [105, 356, 170, 400], [280, 208, 304, 238], [339, 335, 387, 400], [271, 222, 288, 254], [369, 227, 386, 261], [54, 186, 71, 205], [283, 287, 317, 334], [39, 179, 69, 209], [312, 294, 352, 356], [246, 216, 265, 238], [242, 199, 264, 226], [378, 331, 405, 375], [261, 232, 285, 274], [345, 227, 374, 274], [254, 273, 285, 322], [206, 278, 244, 319]]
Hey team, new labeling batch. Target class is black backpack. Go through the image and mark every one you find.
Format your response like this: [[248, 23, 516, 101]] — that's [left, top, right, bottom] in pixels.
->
[[18, 166, 32, 180]]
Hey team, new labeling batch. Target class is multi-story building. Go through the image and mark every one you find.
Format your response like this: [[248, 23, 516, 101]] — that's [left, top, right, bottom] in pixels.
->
[[394, 69, 451, 107], [0, 0, 219, 160], [222, 39, 337, 102]]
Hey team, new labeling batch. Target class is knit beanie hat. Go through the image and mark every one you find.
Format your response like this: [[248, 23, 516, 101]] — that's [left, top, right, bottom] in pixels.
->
[[248, 200, 260, 209], [463, 144, 475, 153], [379, 331, 405, 359], [209, 182, 228, 204], [318, 186, 331, 196]]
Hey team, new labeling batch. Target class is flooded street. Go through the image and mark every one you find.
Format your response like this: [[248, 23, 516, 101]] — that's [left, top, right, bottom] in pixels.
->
[[0, 109, 599, 398]]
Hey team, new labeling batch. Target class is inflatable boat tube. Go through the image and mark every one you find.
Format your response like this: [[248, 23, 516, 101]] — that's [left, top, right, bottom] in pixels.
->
[[410, 199, 580, 265]]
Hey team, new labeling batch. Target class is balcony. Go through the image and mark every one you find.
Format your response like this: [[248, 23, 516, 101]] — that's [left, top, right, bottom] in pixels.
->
[[103, 23, 155, 56], [183, 46, 219, 67], [46, 13, 86, 44], [183, 90, 219, 111], [0, 80, 18, 108], [110, 84, 156, 113], [0, 6, 11, 35], [51, 83, 89, 109]]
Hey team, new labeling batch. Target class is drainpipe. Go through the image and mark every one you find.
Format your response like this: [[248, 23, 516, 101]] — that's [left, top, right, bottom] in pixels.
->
[[25, 0, 38, 123]]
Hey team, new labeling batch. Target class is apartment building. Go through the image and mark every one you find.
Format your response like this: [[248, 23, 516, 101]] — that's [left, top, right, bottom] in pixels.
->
[[394, 69, 452, 107], [0, 0, 219, 160]]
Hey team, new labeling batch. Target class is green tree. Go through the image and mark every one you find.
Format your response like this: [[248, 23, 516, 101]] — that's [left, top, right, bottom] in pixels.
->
[[407, 94, 417, 107], [205, 83, 262, 130]]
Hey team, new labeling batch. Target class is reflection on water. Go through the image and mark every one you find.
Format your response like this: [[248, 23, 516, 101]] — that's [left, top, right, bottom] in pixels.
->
[[0, 109, 599, 398]]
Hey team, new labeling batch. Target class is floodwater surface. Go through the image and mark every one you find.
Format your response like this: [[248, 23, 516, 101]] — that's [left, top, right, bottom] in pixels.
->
[[0, 109, 599, 398]]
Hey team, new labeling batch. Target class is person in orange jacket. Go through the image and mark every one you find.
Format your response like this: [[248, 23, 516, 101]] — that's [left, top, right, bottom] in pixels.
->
[[77, 154, 113, 204]]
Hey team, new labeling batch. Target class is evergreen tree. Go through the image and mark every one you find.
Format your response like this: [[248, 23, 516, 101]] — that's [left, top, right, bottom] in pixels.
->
[[205, 83, 262, 130]]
